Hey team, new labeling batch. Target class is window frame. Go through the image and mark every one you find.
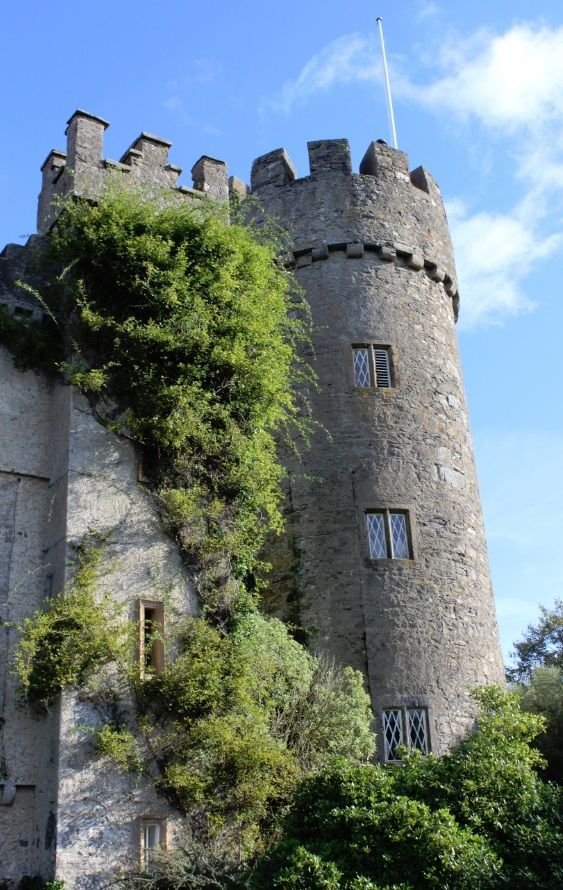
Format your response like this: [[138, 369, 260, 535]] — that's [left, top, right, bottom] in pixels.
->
[[382, 707, 430, 762], [139, 816, 167, 867], [365, 509, 412, 560], [351, 343, 395, 390], [138, 599, 165, 677]]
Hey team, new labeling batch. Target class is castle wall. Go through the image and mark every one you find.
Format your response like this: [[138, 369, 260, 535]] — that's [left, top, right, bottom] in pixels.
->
[[0, 241, 196, 885], [54, 390, 192, 888], [253, 139, 504, 757], [0, 344, 62, 881]]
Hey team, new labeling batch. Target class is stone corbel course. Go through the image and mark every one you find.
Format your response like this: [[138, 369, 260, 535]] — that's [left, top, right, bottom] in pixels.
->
[[293, 240, 459, 319]]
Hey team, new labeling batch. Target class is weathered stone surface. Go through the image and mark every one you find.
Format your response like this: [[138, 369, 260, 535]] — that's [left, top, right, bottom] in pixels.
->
[[37, 110, 216, 234], [191, 156, 229, 201]]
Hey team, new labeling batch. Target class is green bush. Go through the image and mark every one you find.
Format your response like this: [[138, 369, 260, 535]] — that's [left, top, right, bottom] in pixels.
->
[[252, 688, 563, 889], [136, 615, 373, 853]]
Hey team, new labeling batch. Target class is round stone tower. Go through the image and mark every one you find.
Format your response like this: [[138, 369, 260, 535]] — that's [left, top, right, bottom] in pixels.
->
[[251, 138, 505, 760]]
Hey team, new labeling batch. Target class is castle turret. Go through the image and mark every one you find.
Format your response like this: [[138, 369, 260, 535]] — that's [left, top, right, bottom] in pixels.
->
[[252, 138, 504, 759]]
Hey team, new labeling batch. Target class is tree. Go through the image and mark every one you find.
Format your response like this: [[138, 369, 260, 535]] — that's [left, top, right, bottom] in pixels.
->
[[507, 601, 563, 782], [507, 600, 563, 683]]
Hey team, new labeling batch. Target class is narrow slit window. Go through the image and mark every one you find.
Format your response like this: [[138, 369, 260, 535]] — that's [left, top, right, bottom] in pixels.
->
[[139, 600, 165, 677]]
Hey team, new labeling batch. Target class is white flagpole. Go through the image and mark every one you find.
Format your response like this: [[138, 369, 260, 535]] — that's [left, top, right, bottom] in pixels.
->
[[376, 16, 398, 149]]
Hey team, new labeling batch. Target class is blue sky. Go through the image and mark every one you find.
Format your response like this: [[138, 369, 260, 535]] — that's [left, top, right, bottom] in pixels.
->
[[2, 0, 563, 662]]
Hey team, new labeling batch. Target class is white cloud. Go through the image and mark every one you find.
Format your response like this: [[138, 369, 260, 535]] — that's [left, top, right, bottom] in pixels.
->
[[268, 34, 378, 114], [408, 24, 563, 326], [415, 2, 441, 21], [447, 199, 563, 328], [404, 24, 563, 131], [267, 23, 563, 133]]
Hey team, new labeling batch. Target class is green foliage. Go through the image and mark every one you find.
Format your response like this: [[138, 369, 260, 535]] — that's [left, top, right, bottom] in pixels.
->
[[110, 842, 244, 888], [508, 602, 563, 783], [94, 724, 145, 773], [134, 614, 373, 854], [13, 544, 125, 709], [8, 187, 313, 619], [8, 188, 374, 867], [0, 303, 61, 372], [253, 688, 563, 889]]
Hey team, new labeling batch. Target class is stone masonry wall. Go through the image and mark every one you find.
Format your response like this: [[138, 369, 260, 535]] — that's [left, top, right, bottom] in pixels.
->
[[38, 110, 230, 235], [0, 343, 60, 882], [54, 389, 194, 888]]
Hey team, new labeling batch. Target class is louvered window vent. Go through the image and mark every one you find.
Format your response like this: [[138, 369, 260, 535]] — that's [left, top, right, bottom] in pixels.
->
[[352, 344, 393, 388]]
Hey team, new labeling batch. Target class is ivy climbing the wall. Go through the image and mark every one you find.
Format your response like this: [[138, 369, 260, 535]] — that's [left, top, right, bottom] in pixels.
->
[[14, 541, 127, 710], [3, 187, 316, 620], [8, 188, 375, 864]]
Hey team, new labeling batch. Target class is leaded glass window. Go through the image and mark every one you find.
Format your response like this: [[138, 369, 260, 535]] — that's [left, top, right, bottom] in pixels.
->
[[365, 510, 412, 560], [407, 708, 429, 753], [390, 513, 409, 558], [352, 347, 371, 387], [366, 513, 386, 558], [383, 709, 403, 761], [382, 707, 430, 762]]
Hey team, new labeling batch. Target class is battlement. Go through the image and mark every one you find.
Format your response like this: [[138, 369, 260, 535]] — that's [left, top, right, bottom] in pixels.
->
[[249, 138, 457, 302], [34, 114, 457, 308], [250, 138, 440, 200], [37, 110, 230, 233]]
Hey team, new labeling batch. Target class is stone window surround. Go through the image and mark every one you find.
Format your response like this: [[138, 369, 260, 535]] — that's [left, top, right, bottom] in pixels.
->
[[351, 342, 397, 390], [382, 706, 430, 762], [138, 599, 165, 677], [364, 508, 414, 561]]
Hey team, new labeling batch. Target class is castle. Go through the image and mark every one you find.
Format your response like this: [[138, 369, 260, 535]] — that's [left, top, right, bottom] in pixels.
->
[[0, 110, 504, 886]]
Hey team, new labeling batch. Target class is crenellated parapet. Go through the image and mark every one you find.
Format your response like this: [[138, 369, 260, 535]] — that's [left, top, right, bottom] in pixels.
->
[[37, 110, 229, 234], [250, 138, 458, 312]]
